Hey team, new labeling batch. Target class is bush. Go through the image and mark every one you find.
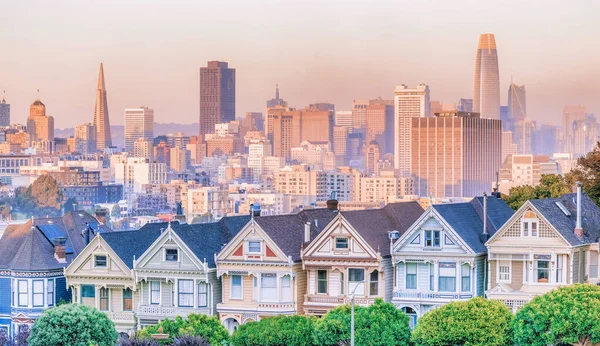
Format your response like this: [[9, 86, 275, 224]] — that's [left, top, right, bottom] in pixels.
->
[[411, 297, 513, 346], [0, 325, 30, 346], [313, 299, 411, 346], [28, 304, 117, 346], [116, 335, 159, 346], [138, 314, 228, 345], [231, 315, 316, 346], [172, 335, 211, 346]]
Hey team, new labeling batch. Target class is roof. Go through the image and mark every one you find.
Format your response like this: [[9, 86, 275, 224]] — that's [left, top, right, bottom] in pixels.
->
[[433, 196, 513, 253], [0, 211, 111, 272], [529, 193, 600, 246], [343, 201, 424, 256]]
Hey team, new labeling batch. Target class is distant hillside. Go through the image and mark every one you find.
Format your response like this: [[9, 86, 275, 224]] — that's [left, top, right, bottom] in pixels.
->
[[56, 123, 199, 149]]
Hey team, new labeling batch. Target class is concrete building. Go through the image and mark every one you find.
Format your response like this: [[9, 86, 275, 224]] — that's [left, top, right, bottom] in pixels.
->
[[394, 84, 430, 174], [266, 84, 288, 108], [290, 140, 334, 171], [185, 187, 232, 221], [199, 61, 236, 137], [366, 99, 394, 154], [247, 140, 272, 180], [473, 33, 500, 120], [93, 63, 112, 150], [0, 96, 10, 127], [364, 141, 381, 176], [353, 171, 398, 203], [498, 154, 558, 194], [502, 131, 518, 164], [508, 83, 526, 122], [27, 99, 54, 147], [352, 100, 369, 129], [335, 110, 353, 127], [206, 135, 243, 157], [169, 146, 190, 172], [562, 105, 587, 140], [74, 123, 96, 154], [513, 118, 534, 154], [275, 165, 328, 201], [124, 107, 154, 154], [411, 111, 502, 198], [457, 98, 473, 112], [133, 138, 153, 160], [333, 126, 349, 160], [113, 157, 167, 198]]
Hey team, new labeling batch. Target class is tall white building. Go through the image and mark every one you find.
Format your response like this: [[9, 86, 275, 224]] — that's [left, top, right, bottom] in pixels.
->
[[335, 110, 353, 127], [74, 123, 96, 154], [473, 33, 500, 120], [394, 84, 430, 174], [124, 107, 154, 154], [247, 140, 272, 180], [133, 138, 153, 160], [113, 157, 166, 199]]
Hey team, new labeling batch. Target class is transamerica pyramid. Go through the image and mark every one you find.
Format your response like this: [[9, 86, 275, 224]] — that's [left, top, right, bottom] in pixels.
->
[[93, 63, 112, 150]]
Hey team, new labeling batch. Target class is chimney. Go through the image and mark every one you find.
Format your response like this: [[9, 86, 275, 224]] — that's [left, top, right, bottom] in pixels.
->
[[480, 193, 490, 243], [54, 237, 67, 262], [575, 182, 583, 238], [95, 208, 108, 225], [250, 203, 261, 218], [84, 223, 91, 245], [326, 199, 339, 211], [304, 222, 311, 243]]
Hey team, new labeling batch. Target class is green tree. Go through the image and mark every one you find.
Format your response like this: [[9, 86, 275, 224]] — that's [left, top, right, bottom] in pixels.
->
[[15, 174, 63, 217], [231, 315, 316, 346], [503, 173, 572, 210], [565, 142, 600, 206], [138, 313, 228, 345], [411, 297, 513, 346], [313, 299, 411, 346], [28, 304, 118, 346], [512, 284, 600, 346]]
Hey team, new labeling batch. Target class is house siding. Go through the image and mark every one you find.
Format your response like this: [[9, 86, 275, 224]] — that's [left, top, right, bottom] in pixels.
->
[[294, 263, 306, 314], [490, 260, 497, 289], [0, 278, 10, 315], [476, 256, 486, 296], [382, 257, 393, 302], [509, 261, 524, 290], [573, 251, 580, 283], [208, 271, 221, 315]]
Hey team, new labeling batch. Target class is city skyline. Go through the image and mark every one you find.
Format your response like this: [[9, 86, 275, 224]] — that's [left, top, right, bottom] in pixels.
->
[[0, 1, 598, 129]]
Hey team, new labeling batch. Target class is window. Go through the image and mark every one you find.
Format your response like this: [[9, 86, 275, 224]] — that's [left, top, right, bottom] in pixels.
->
[[165, 249, 178, 261], [348, 268, 365, 295], [335, 237, 349, 250], [536, 260, 550, 283], [32, 280, 44, 307], [47, 279, 54, 306], [317, 270, 328, 294], [498, 261, 511, 282], [369, 270, 379, 296], [522, 222, 529, 237], [424, 230, 441, 247], [556, 255, 565, 283], [94, 255, 107, 268], [261, 274, 277, 301], [231, 275, 242, 299], [18, 280, 28, 307], [531, 222, 538, 237], [461, 263, 471, 292], [429, 263, 434, 291], [281, 275, 292, 301], [521, 217, 539, 237], [178, 280, 194, 307], [123, 289, 132, 311], [438, 262, 456, 292], [406, 263, 417, 289], [99, 287, 109, 311], [150, 281, 160, 305], [198, 282, 208, 307], [248, 241, 261, 253], [340, 272, 345, 295]]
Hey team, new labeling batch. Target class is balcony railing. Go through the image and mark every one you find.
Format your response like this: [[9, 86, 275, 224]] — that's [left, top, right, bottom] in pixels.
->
[[137, 305, 207, 316], [107, 311, 135, 322], [305, 295, 376, 306], [393, 291, 473, 300]]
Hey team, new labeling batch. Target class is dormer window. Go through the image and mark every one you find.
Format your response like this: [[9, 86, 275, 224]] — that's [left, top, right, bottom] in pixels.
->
[[521, 211, 539, 237], [424, 230, 441, 247], [335, 237, 349, 250], [248, 241, 262, 253], [165, 249, 178, 261], [94, 255, 107, 268]]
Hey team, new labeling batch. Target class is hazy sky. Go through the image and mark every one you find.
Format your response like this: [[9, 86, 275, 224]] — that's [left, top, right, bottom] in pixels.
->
[[1, 0, 598, 129]]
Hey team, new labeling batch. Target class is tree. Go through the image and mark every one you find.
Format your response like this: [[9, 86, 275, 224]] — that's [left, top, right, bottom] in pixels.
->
[[565, 142, 600, 206], [503, 173, 572, 210], [512, 284, 600, 346], [313, 299, 411, 346], [63, 197, 78, 213], [28, 304, 117, 346], [14, 174, 63, 217], [411, 297, 513, 346], [231, 315, 317, 346], [138, 314, 228, 345]]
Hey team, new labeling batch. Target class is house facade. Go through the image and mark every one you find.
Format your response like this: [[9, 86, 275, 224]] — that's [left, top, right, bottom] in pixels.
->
[[392, 196, 513, 327], [486, 188, 600, 311], [0, 211, 110, 338]]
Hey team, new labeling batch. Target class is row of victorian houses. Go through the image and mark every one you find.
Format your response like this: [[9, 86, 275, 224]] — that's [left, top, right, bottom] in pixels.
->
[[2, 184, 600, 336]]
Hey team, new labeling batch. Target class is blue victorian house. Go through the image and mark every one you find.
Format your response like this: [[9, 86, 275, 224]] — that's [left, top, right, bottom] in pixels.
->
[[0, 211, 110, 337]]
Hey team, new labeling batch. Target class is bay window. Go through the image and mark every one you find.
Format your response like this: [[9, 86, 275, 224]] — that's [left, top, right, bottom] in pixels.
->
[[281, 275, 292, 301], [231, 275, 242, 299], [123, 288, 132, 311], [369, 270, 379, 296], [438, 262, 456, 292], [17, 280, 28, 307], [198, 282, 208, 307], [348, 268, 365, 296], [47, 279, 54, 306], [150, 281, 160, 305], [406, 263, 417, 289], [32, 280, 44, 307], [81, 284, 95, 306], [461, 263, 470, 291], [536, 260, 550, 283], [261, 274, 277, 301], [178, 280, 194, 307]]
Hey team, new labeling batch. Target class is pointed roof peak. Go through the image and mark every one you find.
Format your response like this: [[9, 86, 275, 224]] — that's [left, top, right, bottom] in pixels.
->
[[98, 63, 106, 90]]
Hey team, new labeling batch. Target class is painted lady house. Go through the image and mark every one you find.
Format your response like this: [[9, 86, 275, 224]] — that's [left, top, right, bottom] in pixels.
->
[[391, 195, 513, 327]]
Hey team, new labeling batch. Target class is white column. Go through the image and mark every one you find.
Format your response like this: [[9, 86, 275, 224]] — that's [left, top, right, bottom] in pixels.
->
[[193, 279, 198, 308]]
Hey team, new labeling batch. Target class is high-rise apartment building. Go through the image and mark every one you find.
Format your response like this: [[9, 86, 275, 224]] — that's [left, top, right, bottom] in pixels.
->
[[93, 63, 112, 150], [364, 141, 380, 176], [333, 126, 349, 160], [335, 111, 353, 127], [352, 100, 369, 129], [0, 96, 10, 127], [275, 165, 328, 201], [75, 123, 96, 154], [501, 131, 518, 164], [133, 138, 153, 159], [513, 118, 534, 154], [473, 33, 500, 120], [243, 112, 263, 133], [199, 61, 235, 137], [411, 111, 501, 198], [508, 83, 526, 121], [394, 84, 430, 174], [112, 157, 167, 199], [27, 99, 54, 145], [125, 107, 154, 154], [170, 146, 191, 172], [562, 105, 587, 139], [365, 100, 393, 154]]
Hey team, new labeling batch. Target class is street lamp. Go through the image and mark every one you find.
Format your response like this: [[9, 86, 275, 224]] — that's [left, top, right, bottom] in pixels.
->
[[350, 280, 365, 346]]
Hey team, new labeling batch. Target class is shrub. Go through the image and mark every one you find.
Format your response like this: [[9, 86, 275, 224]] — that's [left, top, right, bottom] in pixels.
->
[[138, 314, 228, 345], [27, 304, 117, 346], [231, 315, 316, 346], [172, 335, 211, 346], [116, 335, 160, 346]]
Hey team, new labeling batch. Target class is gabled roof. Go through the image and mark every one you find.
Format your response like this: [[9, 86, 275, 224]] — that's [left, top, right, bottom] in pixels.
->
[[342, 201, 424, 256], [528, 193, 600, 246], [432, 196, 513, 253], [0, 211, 110, 272]]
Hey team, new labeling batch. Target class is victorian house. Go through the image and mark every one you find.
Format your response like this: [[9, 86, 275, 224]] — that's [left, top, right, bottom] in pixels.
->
[[301, 202, 423, 316], [0, 211, 110, 338], [391, 196, 513, 327], [216, 206, 337, 333], [486, 186, 600, 312]]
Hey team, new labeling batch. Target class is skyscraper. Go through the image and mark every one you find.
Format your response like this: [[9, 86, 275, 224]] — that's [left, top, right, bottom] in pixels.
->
[[365, 141, 380, 176], [75, 123, 96, 154], [394, 84, 430, 174], [93, 63, 112, 150], [473, 33, 500, 120], [457, 98, 473, 112], [125, 107, 154, 154], [199, 61, 235, 138], [508, 83, 526, 121], [266, 85, 287, 108], [27, 99, 54, 145], [0, 96, 10, 127]]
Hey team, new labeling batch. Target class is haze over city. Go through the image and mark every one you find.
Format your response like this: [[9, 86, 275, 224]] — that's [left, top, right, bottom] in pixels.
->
[[1, 0, 598, 128]]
